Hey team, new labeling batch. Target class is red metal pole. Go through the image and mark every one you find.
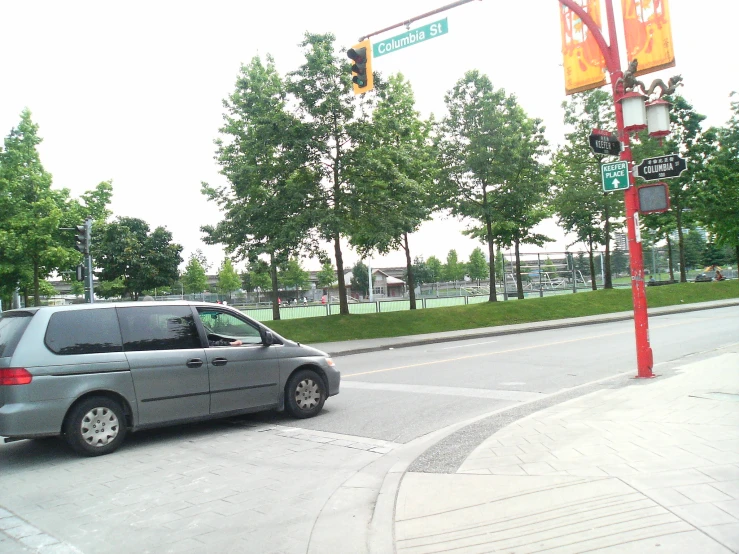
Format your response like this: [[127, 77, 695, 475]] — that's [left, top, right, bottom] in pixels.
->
[[559, 0, 654, 377]]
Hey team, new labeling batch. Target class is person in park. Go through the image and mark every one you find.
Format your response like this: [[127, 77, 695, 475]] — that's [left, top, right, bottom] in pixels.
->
[[715, 269, 725, 281]]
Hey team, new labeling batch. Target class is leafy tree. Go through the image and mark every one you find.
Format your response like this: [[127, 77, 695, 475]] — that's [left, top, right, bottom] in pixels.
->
[[443, 249, 466, 282], [437, 71, 550, 300], [468, 247, 488, 282], [181, 254, 208, 294], [202, 54, 316, 321], [95, 217, 182, 300], [406, 256, 431, 287], [217, 258, 242, 300], [316, 261, 336, 290], [425, 256, 443, 284], [70, 280, 85, 297], [288, 33, 371, 316], [611, 246, 629, 276], [95, 277, 126, 299], [683, 229, 706, 270], [350, 261, 369, 297], [694, 94, 739, 263], [279, 257, 310, 291], [0, 109, 68, 306], [552, 90, 621, 290], [243, 259, 272, 297], [348, 73, 437, 310]]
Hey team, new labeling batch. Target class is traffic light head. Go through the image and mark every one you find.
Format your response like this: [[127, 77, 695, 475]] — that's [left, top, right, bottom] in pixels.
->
[[74, 220, 91, 254], [347, 40, 373, 95], [75, 264, 85, 282]]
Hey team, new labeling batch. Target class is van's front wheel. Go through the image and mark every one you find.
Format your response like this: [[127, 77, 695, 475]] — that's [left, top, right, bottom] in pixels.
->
[[285, 370, 326, 419], [64, 397, 127, 456]]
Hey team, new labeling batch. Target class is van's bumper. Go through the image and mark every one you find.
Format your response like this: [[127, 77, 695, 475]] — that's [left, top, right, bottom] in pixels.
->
[[0, 398, 70, 438], [325, 364, 340, 397]]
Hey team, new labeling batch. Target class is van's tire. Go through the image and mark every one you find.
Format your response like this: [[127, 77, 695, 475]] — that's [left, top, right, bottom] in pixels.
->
[[285, 370, 326, 419], [64, 397, 127, 456]]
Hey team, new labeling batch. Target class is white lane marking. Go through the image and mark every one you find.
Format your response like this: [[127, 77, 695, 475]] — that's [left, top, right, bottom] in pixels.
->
[[441, 340, 498, 350], [340, 381, 545, 402], [499, 382, 527, 386]]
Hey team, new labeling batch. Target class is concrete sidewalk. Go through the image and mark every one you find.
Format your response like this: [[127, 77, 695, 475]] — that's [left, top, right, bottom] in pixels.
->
[[394, 347, 739, 553], [313, 299, 739, 357]]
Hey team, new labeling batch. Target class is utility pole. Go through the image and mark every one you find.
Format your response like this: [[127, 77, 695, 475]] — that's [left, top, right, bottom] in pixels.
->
[[559, 0, 653, 377]]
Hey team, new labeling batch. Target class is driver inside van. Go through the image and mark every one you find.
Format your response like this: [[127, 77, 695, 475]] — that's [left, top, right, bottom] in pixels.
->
[[209, 338, 242, 347]]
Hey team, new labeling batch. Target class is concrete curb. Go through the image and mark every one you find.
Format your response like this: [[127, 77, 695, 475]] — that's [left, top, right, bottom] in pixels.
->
[[306, 366, 642, 553], [317, 299, 739, 357]]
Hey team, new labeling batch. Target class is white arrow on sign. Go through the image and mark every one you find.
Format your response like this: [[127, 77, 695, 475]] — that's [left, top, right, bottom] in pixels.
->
[[612, 179, 620, 187]]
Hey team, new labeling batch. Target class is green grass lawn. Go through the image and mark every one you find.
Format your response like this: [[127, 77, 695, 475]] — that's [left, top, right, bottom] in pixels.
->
[[267, 280, 739, 344]]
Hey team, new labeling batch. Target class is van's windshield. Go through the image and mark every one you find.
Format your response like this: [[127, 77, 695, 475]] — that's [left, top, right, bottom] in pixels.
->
[[0, 311, 34, 358]]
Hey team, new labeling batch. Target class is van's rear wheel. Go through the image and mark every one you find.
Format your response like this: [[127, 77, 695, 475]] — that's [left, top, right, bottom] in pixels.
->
[[285, 370, 326, 419], [64, 397, 127, 456]]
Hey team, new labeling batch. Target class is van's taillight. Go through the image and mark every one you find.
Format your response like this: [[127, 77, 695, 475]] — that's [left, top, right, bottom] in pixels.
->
[[0, 368, 33, 386]]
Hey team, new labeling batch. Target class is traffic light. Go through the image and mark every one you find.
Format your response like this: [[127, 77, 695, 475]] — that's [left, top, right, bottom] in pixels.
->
[[347, 39, 373, 95], [74, 219, 91, 254], [75, 264, 85, 282]]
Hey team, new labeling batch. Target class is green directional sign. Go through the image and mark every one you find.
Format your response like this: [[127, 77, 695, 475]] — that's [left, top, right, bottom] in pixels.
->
[[372, 18, 448, 58], [601, 160, 630, 192]]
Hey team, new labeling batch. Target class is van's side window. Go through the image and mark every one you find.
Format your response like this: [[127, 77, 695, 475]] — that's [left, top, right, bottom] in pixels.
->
[[197, 308, 263, 345], [117, 306, 201, 352], [45, 309, 123, 355]]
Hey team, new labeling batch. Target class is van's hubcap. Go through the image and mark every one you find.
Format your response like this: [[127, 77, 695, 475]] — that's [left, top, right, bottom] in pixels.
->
[[80, 407, 119, 447], [295, 379, 321, 410]]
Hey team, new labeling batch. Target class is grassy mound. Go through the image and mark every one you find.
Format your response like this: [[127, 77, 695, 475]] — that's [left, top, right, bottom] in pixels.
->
[[267, 280, 739, 344]]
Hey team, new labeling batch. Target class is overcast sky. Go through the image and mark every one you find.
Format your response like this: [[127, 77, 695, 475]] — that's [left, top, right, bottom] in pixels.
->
[[1, 1, 735, 272]]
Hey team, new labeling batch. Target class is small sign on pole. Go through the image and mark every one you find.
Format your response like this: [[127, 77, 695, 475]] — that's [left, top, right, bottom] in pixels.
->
[[589, 129, 621, 156], [635, 154, 687, 181], [601, 160, 630, 192]]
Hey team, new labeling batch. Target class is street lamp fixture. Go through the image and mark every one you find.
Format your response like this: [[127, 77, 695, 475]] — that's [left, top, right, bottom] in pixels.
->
[[618, 91, 648, 133], [646, 99, 672, 139]]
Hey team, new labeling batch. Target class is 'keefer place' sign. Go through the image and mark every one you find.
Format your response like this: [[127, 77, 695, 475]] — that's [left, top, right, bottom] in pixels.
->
[[635, 154, 687, 181]]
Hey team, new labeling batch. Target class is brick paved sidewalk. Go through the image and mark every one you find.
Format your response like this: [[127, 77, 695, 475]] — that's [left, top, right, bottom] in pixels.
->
[[396, 347, 739, 553]]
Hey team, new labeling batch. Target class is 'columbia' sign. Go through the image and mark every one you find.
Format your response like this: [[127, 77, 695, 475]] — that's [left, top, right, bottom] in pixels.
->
[[372, 18, 449, 58], [635, 154, 687, 181]]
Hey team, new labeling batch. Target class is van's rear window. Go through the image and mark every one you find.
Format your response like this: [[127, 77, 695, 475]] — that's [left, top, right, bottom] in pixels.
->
[[0, 312, 34, 358]]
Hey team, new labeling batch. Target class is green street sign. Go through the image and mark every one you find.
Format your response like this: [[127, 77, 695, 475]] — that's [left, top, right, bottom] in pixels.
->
[[372, 18, 448, 58], [601, 160, 630, 192]]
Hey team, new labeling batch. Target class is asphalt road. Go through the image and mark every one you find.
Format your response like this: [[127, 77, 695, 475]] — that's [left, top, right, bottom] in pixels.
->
[[253, 305, 739, 444], [1, 306, 737, 553]]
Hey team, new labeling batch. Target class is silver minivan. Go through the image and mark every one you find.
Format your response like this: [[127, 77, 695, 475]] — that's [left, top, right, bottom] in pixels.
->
[[0, 301, 339, 456]]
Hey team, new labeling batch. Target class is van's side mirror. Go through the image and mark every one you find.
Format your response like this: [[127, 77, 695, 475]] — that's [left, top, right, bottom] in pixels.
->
[[262, 330, 274, 346]]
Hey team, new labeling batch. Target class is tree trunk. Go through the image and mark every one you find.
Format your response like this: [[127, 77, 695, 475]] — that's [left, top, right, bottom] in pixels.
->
[[334, 234, 349, 315], [33, 258, 40, 307], [735, 244, 739, 268], [666, 235, 675, 281], [403, 233, 417, 310], [485, 230, 497, 303], [675, 209, 687, 282], [270, 253, 280, 321], [514, 239, 524, 300], [588, 236, 597, 291], [603, 204, 613, 289]]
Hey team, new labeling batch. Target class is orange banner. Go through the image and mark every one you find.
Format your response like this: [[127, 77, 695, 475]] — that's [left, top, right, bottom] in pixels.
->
[[621, 0, 676, 76], [560, 0, 607, 95]]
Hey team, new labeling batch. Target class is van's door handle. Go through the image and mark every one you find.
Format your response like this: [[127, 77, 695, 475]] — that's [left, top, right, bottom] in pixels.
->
[[186, 358, 203, 368], [211, 358, 228, 367]]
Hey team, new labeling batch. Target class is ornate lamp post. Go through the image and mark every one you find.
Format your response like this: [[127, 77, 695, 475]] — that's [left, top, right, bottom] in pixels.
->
[[559, 0, 654, 377]]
